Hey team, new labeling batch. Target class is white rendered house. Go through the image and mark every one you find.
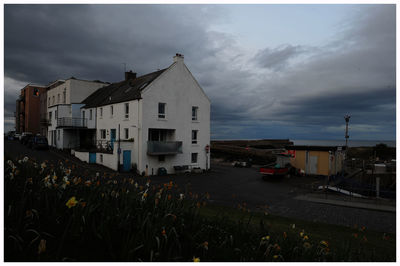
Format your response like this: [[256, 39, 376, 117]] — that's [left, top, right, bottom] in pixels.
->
[[76, 54, 211, 174], [46, 78, 108, 149]]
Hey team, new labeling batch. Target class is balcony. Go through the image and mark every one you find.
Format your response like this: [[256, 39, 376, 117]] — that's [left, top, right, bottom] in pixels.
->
[[147, 141, 183, 155], [40, 118, 51, 126], [57, 117, 87, 128]]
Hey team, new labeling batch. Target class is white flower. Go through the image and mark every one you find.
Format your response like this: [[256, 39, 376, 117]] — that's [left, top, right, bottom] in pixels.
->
[[18, 160, 22, 164], [61, 183, 67, 190], [179, 194, 185, 200], [134, 182, 138, 189], [146, 181, 150, 187], [63, 176, 69, 183], [41, 162, 46, 169], [23, 156, 29, 163], [96, 172, 99, 177], [33, 162, 38, 168], [9, 173, 14, 180], [7, 160, 14, 167]]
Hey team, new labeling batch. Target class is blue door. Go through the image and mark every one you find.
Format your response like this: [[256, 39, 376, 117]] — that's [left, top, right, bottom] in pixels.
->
[[110, 129, 116, 149], [123, 150, 131, 172], [89, 153, 96, 164]]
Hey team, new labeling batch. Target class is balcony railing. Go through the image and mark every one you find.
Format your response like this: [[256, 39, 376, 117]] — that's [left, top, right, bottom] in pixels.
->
[[40, 118, 51, 125], [57, 117, 87, 128], [147, 141, 183, 155]]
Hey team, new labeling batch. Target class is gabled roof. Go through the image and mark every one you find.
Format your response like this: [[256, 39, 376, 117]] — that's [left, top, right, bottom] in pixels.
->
[[82, 68, 167, 108]]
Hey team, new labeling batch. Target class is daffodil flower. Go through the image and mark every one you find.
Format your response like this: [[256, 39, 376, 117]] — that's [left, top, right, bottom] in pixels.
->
[[66, 197, 78, 208], [193, 257, 200, 262]]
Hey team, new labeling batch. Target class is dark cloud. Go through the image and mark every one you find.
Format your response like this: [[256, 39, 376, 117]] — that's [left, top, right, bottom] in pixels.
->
[[4, 5, 396, 140], [254, 45, 306, 70]]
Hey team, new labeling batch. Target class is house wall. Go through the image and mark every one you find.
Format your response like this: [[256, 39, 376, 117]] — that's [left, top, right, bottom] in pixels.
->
[[97, 151, 118, 171], [70, 79, 106, 103], [140, 58, 211, 174], [95, 101, 140, 169], [75, 151, 89, 163], [82, 107, 96, 129]]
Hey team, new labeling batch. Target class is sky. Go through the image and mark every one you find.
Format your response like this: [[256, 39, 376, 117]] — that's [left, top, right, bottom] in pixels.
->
[[3, 4, 396, 140]]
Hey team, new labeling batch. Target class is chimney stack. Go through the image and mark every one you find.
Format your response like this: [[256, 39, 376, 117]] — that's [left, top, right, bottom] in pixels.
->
[[125, 70, 137, 81], [173, 53, 184, 63]]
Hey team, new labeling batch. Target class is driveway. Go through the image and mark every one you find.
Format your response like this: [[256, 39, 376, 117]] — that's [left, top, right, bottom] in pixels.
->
[[4, 139, 396, 233]]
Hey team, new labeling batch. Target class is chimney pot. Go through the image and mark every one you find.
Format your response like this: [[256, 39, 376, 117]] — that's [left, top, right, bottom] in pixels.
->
[[173, 53, 184, 63], [125, 70, 137, 81]]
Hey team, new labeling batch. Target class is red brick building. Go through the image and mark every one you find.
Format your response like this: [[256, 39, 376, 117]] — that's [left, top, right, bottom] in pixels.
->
[[15, 84, 46, 134]]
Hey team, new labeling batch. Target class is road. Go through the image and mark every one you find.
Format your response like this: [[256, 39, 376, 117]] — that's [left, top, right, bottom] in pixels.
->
[[4, 139, 396, 233]]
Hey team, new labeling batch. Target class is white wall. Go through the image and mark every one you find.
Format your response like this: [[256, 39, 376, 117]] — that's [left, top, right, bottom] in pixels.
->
[[82, 107, 96, 129], [75, 151, 89, 163], [96, 101, 140, 169], [97, 151, 118, 171], [140, 57, 211, 174], [70, 79, 107, 103]]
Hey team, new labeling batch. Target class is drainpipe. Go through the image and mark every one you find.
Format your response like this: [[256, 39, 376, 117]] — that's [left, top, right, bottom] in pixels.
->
[[118, 123, 121, 171]]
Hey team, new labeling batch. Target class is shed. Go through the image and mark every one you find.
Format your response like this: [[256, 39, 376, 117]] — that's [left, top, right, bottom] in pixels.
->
[[285, 145, 346, 176]]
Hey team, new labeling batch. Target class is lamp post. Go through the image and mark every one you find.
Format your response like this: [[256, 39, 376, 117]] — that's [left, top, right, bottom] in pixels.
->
[[344, 115, 350, 148]]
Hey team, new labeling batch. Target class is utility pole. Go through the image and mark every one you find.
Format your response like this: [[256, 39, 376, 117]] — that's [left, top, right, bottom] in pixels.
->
[[344, 115, 351, 148]]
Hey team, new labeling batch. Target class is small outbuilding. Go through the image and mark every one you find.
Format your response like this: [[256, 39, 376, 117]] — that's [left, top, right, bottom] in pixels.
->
[[285, 145, 346, 176]]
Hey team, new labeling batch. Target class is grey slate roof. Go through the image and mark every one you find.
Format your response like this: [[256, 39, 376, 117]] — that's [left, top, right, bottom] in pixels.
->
[[82, 68, 167, 108]]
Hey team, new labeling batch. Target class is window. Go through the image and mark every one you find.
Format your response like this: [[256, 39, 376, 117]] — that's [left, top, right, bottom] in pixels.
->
[[192, 130, 198, 144], [55, 110, 58, 119], [158, 155, 165, 162], [49, 111, 52, 120], [82, 110, 85, 119], [125, 103, 129, 118], [191, 153, 198, 163], [57, 94, 60, 103], [111, 105, 114, 117], [100, 129, 106, 139], [100, 154, 103, 163], [48, 97, 50, 106], [192, 106, 198, 121], [63, 91, 66, 103], [100, 108, 103, 118], [57, 130, 60, 140], [52, 96, 55, 104], [158, 103, 166, 118], [89, 109, 93, 120], [124, 128, 129, 139]]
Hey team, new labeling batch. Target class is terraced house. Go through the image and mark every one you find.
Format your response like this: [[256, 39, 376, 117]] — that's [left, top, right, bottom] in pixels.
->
[[75, 54, 211, 175], [46, 78, 108, 149]]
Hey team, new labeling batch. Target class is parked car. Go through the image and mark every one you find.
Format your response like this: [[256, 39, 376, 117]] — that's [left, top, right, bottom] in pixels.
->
[[27, 136, 49, 150], [20, 132, 33, 144], [14, 133, 21, 140]]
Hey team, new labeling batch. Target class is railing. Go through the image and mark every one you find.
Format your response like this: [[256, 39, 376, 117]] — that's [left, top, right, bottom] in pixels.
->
[[57, 117, 87, 128], [147, 141, 183, 155], [40, 118, 51, 125], [96, 140, 114, 153]]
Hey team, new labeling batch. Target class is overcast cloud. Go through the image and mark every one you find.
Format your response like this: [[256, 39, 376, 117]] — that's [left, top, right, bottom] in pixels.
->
[[4, 4, 396, 140]]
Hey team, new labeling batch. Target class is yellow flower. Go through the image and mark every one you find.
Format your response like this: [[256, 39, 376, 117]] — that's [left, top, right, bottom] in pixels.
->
[[320, 240, 329, 247], [303, 235, 309, 240], [273, 255, 278, 259], [38, 239, 46, 254], [143, 193, 148, 198], [193, 257, 200, 262], [300, 231, 304, 237], [66, 196, 78, 208]]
